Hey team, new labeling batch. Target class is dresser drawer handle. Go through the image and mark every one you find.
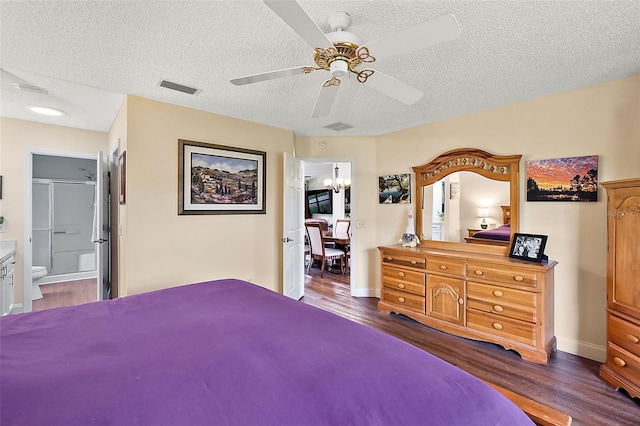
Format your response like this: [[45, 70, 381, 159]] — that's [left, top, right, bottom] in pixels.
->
[[440, 265, 448, 270], [492, 290, 504, 298], [626, 334, 639, 344], [458, 298, 464, 305], [613, 357, 626, 368], [398, 297, 405, 303], [492, 322, 503, 330], [513, 275, 524, 282], [386, 256, 393, 261], [474, 270, 484, 276], [398, 283, 405, 289], [410, 260, 417, 265], [493, 305, 504, 312], [398, 272, 405, 278]]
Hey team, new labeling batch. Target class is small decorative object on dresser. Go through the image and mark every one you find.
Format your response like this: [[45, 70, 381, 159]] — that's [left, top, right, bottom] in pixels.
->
[[378, 241, 557, 365], [599, 177, 640, 399], [509, 233, 548, 263]]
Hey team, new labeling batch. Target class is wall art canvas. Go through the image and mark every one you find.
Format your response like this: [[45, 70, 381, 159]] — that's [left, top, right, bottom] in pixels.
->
[[178, 139, 266, 215], [526, 155, 598, 202], [379, 174, 411, 204]]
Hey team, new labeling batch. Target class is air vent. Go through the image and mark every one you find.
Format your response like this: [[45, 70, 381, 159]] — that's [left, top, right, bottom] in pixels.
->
[[323, 122, 353, 132], [12, 82, 52, 95], [159, 80, 201, 95]]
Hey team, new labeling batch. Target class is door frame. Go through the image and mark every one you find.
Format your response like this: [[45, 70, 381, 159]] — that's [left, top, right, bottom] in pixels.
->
[[302, 157, 356, 295], [22, 148, 104, 313]]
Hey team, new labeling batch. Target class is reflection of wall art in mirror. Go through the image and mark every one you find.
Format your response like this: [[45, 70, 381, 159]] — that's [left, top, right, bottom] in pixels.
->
[[509, 233, 548, 263], [526, 155, 598, 202], [379, 174, 411, 204], [449, 182, 460, 199], [178, 139, 266, 215]]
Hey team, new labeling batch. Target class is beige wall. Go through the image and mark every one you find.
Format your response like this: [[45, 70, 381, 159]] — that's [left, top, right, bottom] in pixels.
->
[[0, 117, 109, 304], [375, 75, 640, 360], [120, 96, 293, 295]]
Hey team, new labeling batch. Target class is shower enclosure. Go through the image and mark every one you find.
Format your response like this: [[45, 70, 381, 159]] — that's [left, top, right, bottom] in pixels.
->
[[32, 155, 97, 280]]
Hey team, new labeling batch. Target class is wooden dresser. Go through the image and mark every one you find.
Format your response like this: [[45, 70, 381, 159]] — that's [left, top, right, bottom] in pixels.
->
[[599, 178, 640, 399], [378, 242, 557, 365]]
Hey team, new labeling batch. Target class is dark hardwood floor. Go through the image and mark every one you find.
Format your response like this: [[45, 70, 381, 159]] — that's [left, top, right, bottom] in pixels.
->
[[301, 269, 639, 426]]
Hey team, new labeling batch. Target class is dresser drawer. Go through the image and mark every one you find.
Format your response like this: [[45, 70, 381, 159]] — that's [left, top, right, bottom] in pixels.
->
[[426, 255, 465, 276], [467, 282, 537, 323], [606, 341, 640, 385], [608, 314, 640, 357], [382, 266, 425, 296], [467, 309, 536, 346], [380, 251, 426, 269], [382, 288, 425, 314], [467, 262, 537, 288]]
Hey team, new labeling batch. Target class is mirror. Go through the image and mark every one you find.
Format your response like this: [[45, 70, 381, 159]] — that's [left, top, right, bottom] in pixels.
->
[[413, 148, 521, 247]]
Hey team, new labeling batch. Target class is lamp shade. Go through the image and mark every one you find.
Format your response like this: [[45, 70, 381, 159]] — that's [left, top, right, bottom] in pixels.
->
[[477, 207, 488, 218]]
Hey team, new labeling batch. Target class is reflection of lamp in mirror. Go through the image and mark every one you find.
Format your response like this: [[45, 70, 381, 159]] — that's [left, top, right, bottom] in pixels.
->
[[324, 165, 351, 193], [477, 207, 489, 229]]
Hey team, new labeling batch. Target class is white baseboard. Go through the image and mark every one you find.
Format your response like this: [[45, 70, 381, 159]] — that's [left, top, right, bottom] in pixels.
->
[[556, 336, 606, 362], [352, 287, 380, 298]]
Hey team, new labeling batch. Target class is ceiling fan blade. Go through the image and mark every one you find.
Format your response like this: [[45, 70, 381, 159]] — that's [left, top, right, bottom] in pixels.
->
[[230, 66, 312, 86], [264, 0, 334, 50], [311, 79, 340, 118], [361, 71, 423, 105], [361, 13, 460, 61]]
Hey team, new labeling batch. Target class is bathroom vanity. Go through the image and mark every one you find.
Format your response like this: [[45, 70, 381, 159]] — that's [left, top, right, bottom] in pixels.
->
[[0, 241, 16, 316]]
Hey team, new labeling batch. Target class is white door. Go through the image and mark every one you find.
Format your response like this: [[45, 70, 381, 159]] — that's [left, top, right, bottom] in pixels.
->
[[282, 153, 304, 300], [92, 151, 110, 300]]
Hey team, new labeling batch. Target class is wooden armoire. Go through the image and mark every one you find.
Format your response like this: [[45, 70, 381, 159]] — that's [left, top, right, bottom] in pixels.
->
[[599, 178, 640, 399]]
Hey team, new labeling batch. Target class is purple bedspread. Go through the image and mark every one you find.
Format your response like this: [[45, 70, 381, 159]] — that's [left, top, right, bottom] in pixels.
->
[[1, 279, 532, 425], [473, 224, 511, 241]]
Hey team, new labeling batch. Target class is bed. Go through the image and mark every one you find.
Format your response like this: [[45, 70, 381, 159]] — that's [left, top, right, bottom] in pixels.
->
[[465, 205, 512, 246], [0, 279, 536, 425]]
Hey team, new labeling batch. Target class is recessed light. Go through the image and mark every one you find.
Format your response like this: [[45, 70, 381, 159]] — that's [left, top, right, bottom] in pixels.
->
[[27, 106, 66, 117]]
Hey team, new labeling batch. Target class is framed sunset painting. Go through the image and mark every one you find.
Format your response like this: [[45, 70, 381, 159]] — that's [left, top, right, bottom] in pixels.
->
[[526, 155, 598, 201]]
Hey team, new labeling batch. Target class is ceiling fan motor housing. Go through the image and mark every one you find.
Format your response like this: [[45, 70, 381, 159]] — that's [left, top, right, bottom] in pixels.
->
[[330, 60, 349, 78]]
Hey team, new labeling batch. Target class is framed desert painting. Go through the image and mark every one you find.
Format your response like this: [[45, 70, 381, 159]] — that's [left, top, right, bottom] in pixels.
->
[[178, 139, 266, 215]]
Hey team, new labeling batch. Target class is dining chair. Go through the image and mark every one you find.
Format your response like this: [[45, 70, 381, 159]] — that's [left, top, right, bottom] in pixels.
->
[[305, 222, 345, 277], [334, 219, 351, 273]]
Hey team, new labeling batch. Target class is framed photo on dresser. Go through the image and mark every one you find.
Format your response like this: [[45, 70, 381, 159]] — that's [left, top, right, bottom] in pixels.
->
[[509, 233, 548, 263]]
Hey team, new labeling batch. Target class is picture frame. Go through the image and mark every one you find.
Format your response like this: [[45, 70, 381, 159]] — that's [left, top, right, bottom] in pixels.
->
[[379, 174, 411, 204], [509, 233, 548, 263], [178, 139, 266, 215], [119, 151, 126, 205]]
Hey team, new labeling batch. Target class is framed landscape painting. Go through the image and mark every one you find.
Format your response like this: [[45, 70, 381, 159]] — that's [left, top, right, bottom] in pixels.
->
[[526, 155, 598, 201], [178, 139, 266, 215], [379, 174, 411, 204]]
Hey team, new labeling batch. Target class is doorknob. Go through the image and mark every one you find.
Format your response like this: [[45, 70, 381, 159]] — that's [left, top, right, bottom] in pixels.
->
[[282, 237, 293, 243]]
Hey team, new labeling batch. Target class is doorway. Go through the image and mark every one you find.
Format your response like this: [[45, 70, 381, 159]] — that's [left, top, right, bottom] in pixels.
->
[[23, 149, 109, 313], [303, 160, 353, 293]]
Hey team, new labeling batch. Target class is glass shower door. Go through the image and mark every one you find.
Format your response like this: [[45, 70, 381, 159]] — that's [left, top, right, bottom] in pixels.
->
[[32, 182, 52, 272]]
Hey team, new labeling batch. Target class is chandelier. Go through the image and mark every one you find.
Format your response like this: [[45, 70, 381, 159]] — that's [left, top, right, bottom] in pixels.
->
[[324, 165, 351, 193]]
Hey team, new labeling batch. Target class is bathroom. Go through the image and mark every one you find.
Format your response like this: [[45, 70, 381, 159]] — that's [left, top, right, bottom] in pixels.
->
[[31, 154, 98, 305]]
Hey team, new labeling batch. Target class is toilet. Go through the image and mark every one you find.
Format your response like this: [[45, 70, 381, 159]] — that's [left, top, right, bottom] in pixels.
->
[[32, 266, 48, 300]]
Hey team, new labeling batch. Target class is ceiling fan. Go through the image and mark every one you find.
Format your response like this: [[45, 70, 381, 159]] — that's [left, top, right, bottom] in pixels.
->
[[230, 0, 460, 118]]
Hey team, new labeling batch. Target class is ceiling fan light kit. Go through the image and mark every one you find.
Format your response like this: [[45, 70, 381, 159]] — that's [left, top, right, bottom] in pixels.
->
[[231, 0, 460, 118]]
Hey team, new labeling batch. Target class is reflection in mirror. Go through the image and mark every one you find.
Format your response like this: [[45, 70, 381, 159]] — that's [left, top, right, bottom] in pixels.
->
[[413, 148, 521, 247], [422, 172, 510, 242]]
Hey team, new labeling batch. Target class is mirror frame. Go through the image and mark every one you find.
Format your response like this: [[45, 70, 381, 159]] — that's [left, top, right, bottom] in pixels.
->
[[413, 148, 522, 245]]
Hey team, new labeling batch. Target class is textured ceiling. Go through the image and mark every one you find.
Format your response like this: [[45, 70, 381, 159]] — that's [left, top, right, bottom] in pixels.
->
[[1, 1, 639, 136]]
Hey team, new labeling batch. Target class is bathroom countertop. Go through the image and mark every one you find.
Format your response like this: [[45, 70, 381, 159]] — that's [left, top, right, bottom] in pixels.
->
[[0, 240, 17, 263]]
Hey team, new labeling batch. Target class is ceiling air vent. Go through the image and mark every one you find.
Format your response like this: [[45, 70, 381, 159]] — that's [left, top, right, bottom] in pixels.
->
[[159, 80, 201, 95], [323, 122, 353, 132], [12, 82, 52, 95]]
